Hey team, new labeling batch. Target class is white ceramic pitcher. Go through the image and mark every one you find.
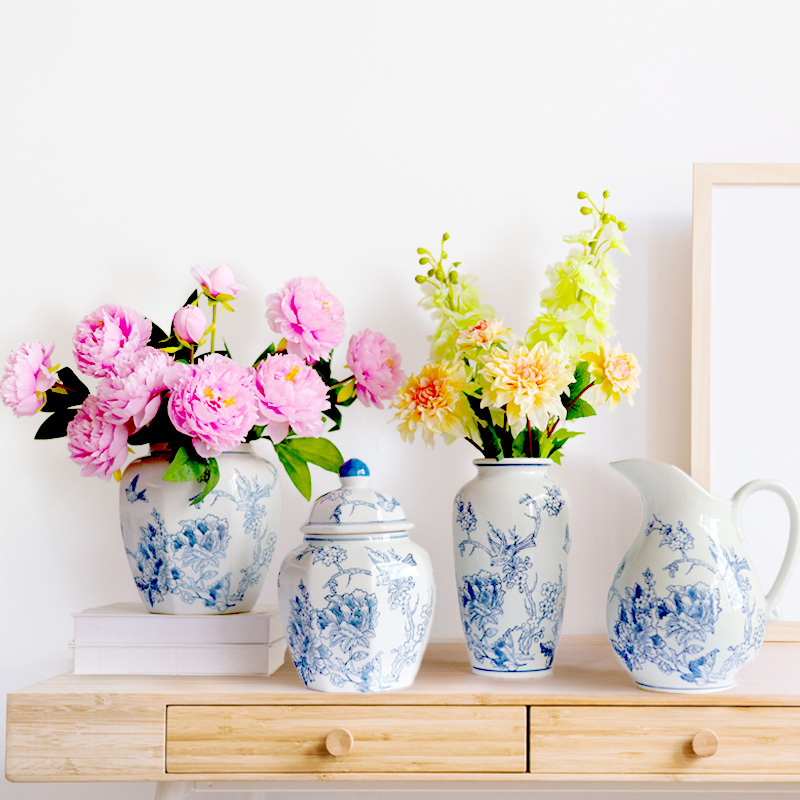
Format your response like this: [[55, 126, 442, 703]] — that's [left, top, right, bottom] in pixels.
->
[[606, 459, 799, 692]]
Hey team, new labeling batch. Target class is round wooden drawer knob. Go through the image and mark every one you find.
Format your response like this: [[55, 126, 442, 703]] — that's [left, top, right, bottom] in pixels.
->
[[692, 728, 719, 757], [325, 728, 354, 756]]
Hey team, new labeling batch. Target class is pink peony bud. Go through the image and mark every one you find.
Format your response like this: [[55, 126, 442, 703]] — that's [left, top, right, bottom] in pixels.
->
[[1, 341, 58, 416], [72, 304, 152, 378], [66, 395, 129, 479], [190, 264, 247, 300], [347, 330, 405, 409], [172, 305, 207, 345], [265, 277, 345, 364]]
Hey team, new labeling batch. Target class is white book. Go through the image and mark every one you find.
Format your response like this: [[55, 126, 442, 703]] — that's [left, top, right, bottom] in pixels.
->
[[72, 603, 284, 645], [71, 638, 287, 676]]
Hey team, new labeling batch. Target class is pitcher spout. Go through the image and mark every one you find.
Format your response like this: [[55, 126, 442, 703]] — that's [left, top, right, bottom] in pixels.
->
[[610, 458, 715, 516]]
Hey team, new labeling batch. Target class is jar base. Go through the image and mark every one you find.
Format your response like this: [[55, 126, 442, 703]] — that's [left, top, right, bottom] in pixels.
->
[[471, 666, 553, 679], [634, 680, 734, 694]]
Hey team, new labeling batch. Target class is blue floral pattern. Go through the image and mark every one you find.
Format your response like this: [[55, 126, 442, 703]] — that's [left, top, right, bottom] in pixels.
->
[[608, 514, 766, 689], [123, 462, 278, 612], [280, 540, 434, 692], [454, 479, 567, 674]]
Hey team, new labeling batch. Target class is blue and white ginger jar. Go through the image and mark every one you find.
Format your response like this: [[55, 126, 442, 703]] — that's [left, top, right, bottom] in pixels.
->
[[119, 444, 280, 614], [606, 459, 800, 692], [453, 458, 570, 678], [278, 458, 435, 693]]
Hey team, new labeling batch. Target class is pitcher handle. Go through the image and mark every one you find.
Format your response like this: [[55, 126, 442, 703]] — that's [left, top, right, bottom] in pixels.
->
[[732, 479, 800, 622]]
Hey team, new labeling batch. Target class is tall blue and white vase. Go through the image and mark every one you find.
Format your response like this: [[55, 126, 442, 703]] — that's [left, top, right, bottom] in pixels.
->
[[278, 459, 435, 693], [453, 458, 570, 677], [119, 444, 280, 614]]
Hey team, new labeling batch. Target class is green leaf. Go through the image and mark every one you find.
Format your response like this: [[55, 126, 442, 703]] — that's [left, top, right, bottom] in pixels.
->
[[465, 394, 502, 459], [566, 397, 596, 421], [190, 458, 219, 505], [282, 437, 344, 473], [323, 404, 343, 432], [162, 446, 206, 482], [274, 441, 312, 500], [149, 321, 170, 347], [182, 289, 199, 308], [252, 343, 276, 367], [53, 367, 89, 405], [568, 361, 592, 399], [34, 409, 77, 439]]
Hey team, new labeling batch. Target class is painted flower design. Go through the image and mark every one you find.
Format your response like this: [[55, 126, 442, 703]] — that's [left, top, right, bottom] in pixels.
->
[[72, 304, 152, 378], [393, 360, 475, 446], [585, 340, 640, 409], [172, 514, 231, 568], [658, 583, 721, 646], [316, 589, 379, 652], [129, 514, 181, 606], [252, 353, 330, 443], [265, 277, 345, 364], [66, 394, 129, 479], [346, 329, 405, 409], [166, 354, 259, 458], [479, 342, 574, 435], [460, 569, 506, 630], [0, 341, 58, 416]]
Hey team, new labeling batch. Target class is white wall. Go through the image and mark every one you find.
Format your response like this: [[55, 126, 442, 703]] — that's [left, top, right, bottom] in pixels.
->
[[3, 1, 800, 798]]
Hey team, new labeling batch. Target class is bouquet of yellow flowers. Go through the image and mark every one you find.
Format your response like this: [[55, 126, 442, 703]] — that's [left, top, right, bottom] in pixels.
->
[[393, 191, 640, 463]]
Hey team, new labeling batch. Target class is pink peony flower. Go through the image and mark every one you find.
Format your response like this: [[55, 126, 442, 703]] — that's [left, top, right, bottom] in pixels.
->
[[165, 354, 259, 458], [97, 347, 174, 431], [265, 277, 345, 364], [66, 395, 129, 479], [1, 341, 58, 416], [72, 304, 152, 378], [253, 353, 331, 443], [172, 305, 207, 344], [347, 329, 405, 409], [190, 264, 247, 300]]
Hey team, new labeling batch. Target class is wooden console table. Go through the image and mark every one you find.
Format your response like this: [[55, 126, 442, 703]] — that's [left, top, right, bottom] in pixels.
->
[[6, 636, 800, 793]]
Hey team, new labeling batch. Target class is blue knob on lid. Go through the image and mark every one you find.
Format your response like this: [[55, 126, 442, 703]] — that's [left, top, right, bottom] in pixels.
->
[[339, 458, 370, 477]]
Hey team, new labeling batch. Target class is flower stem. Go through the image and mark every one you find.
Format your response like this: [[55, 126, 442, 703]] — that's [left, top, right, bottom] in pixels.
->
[[210, 302, 218, 353]]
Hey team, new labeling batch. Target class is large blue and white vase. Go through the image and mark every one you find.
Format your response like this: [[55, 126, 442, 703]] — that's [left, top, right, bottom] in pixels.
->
[[278, 459, 435, 693], [453, 458, 570, 678], [606, 459, 800, 692], [119, 444, 280, 614]]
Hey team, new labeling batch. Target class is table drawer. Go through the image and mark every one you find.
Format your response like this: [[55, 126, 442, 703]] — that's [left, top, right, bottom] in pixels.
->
[[167, 705, 526, 774], [529, 706, 800, 775]]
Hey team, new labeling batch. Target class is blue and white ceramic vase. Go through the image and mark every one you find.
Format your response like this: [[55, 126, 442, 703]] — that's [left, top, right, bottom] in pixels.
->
[[607, 459, 800, 693], [453, 458, 570, 678], [119, 444, 280, 614], [278, 459, 435, 693]]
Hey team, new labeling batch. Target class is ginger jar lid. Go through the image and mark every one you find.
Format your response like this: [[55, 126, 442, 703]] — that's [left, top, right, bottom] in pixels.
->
[[301, 458, 412, 535]]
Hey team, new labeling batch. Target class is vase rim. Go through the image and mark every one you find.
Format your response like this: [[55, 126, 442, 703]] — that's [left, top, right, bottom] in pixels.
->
[[472, 457, 553, 466]]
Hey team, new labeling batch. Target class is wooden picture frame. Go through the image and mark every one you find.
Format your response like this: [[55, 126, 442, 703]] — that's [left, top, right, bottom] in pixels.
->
[[691, 162, 800, 488], [692, 164, 800, 636]]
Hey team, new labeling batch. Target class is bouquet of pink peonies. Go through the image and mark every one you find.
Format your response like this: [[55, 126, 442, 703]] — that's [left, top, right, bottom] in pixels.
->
[[1, 265, 404, 500]]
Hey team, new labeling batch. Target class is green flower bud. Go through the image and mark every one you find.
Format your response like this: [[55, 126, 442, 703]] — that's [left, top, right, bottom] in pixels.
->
[[603, 190, 610, 198], [416, 247, 426, 255], [449, 270, 459, 283], [442, 232, 450, 241], [442, 252, 448, 260], [618, 221, 627, 231], [415, 275, 426, 284], [580, 206, 592, 215], [602, 213, 611, 223], [577, 191, 588, 199], [419, 257, 429, 265], [436, 268, 445, 281]]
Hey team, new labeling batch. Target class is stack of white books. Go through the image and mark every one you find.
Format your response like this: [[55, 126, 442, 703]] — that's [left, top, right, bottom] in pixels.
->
[[70, 602, 286, 676]]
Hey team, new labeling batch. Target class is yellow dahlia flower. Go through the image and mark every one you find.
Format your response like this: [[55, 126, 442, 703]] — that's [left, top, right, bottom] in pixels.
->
[[393, 360, 475, 446], [585, 340, 640, 410], [456, 317, 512, 354], [479, 342, 574, 435]]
